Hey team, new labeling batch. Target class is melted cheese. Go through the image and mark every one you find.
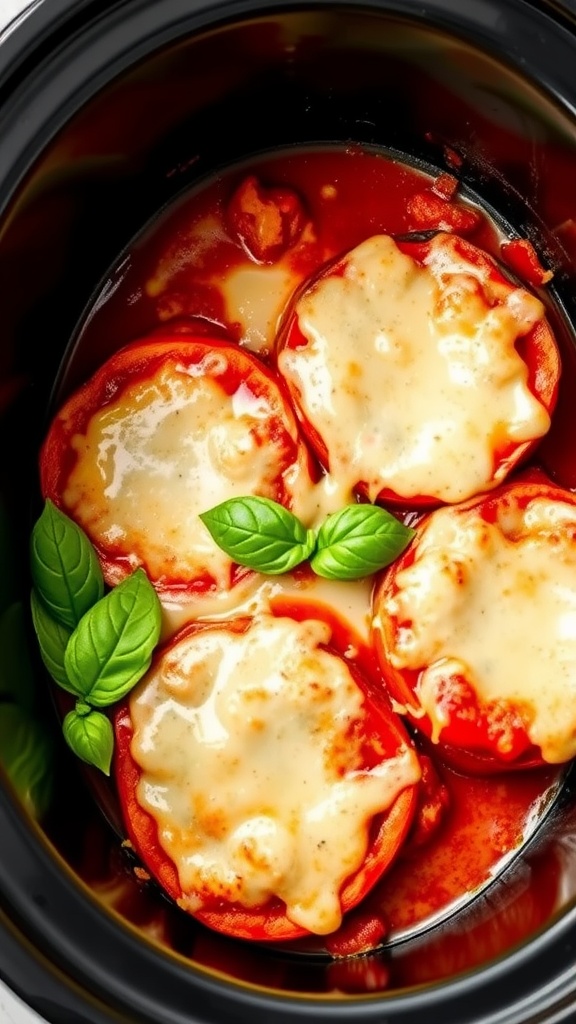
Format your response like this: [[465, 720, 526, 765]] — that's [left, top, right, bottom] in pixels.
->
[[277, 234, 550, 503], [163, 569, 375, 644], [380, 498, 576, 763], [220, 264, 299, 354], [129, 614, 420, 934], [63, 358, 314, 593]]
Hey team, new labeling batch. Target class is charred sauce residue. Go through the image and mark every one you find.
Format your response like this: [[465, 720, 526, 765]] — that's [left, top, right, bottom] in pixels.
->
[[46, 143, 576, 992]]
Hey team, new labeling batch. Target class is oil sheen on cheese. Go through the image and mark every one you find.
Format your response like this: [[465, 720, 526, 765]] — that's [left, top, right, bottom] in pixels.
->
[[129, 613, 420, 934], [380, 497, 576, 763], [62, 356, 314, 592], [277, 233, 550, 503]]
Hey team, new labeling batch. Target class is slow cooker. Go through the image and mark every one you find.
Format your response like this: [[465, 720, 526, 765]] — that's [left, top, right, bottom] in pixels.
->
[[2, 0, 576, 1021]]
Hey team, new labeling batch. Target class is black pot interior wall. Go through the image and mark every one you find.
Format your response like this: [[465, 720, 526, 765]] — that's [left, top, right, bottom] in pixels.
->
[[3, 10, 576, 414]]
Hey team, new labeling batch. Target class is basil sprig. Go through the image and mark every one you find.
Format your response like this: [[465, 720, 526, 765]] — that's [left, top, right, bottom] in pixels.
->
[[30, 501, 162, 774], [31, 499, 104, 628], [30, 589, 73, 692], [200, 496, 415, 580], [200, 497, 316, 574], [64, 569, 161, 706], [62, 705, 114, 777], [311, 504, 415, 580]]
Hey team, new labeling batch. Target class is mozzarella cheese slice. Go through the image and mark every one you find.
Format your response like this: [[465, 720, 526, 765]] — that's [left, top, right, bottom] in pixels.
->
[[62, 355, 314, 594], [380, 497, 576, 763], [128, 613, 420, 934], [220, 263, 300, 354], [277, 233, 550, 503]]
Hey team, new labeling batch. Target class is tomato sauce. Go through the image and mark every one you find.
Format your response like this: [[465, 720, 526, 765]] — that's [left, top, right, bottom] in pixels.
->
[[43, 142, 576, 991], [373, 762, 562, 935], [59, 145, 501, 390]]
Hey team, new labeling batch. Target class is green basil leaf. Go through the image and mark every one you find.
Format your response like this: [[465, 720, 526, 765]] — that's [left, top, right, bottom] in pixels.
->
[[0, 601, 37, 712], [30, 589, 74, 694], [62, 705, 113, 775], [310, 504, 415, 580], [200, 496, 316, 574], [64, 568, 161, 707], [30, 499, 104, 629], [0, 703, 53, 819]]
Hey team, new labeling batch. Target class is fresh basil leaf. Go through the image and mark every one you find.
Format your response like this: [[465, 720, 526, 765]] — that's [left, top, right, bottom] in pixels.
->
[[30, 589, 74, 694], [310, 504, 415, 580], [0, 703, 53, 819], [200, 496, 316, 574], [62, 705, 113, 775], [30, 499, 104, 629], [0, 601, 37, 712], [64, 568, 161, 707]]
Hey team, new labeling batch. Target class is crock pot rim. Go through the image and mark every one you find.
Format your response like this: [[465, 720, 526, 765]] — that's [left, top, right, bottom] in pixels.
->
[[3, 0, 576, 1021], [2, 0, 576, 225], [3, 768, 576, 1024]]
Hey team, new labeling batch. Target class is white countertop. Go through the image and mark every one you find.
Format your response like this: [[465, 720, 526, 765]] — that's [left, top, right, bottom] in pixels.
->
[[0, 0, 31, 32], [0, 990, 45, 1024]]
